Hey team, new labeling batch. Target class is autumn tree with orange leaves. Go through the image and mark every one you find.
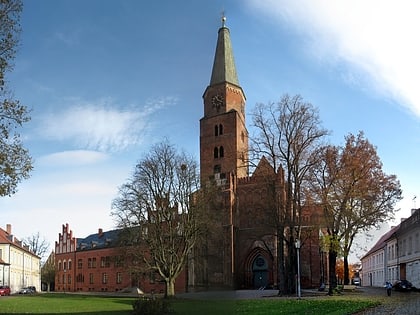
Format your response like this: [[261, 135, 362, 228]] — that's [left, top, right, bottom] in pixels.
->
[[309, 132, 402, 294]]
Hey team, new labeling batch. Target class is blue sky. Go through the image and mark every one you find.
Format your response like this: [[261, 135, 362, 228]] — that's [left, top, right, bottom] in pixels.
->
[[1, 0, 419, 260]]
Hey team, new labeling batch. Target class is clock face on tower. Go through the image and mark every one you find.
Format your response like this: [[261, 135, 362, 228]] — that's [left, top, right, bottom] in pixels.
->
[[211, 94, 224, 110]]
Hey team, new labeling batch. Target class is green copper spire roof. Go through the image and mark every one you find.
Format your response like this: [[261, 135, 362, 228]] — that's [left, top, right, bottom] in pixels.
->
[[209, 16, 239, 86]]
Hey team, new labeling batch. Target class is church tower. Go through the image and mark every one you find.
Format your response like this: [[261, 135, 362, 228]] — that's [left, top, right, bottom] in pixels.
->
[[200, 16, 248, 185]]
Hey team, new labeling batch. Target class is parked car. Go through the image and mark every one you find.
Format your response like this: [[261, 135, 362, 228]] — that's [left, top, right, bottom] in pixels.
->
[[0, 286, 11, 296], [352, 278, 361, 286], [18, 287, 34, 294], [393, 280, 413, 291], [27, 286, 36, 293]]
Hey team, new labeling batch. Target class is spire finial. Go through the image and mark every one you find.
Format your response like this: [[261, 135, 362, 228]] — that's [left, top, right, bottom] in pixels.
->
[[221, 11, 226, 27]]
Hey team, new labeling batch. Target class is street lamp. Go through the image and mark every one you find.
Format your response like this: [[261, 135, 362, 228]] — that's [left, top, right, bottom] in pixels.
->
[[295, 239, 301, 299]]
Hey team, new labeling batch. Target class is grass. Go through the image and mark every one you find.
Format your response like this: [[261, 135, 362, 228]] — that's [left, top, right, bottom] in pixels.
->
[[0, 294, 134, 314], [235, 298, 378, 314], [0, 293, 380, 315]]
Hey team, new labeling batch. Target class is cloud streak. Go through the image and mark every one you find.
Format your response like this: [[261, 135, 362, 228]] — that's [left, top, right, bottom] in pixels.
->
[[249, 0, 420, 118], [39, 97, 177, 152]]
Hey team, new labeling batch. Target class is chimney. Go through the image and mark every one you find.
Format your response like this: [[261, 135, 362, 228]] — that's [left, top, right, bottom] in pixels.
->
[[6, 224, 11, 234], [98, 228, 103, 237]]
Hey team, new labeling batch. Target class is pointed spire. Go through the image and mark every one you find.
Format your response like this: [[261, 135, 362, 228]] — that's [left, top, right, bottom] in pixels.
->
[[209, 15, 239, 86]]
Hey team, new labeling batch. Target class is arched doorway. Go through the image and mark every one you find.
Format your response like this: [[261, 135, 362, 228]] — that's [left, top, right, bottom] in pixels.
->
[[252, 255, 268, 289]]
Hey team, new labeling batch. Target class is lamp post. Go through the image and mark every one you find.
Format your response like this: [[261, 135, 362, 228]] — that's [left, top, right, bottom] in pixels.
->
[[295, 239, 301, 299]]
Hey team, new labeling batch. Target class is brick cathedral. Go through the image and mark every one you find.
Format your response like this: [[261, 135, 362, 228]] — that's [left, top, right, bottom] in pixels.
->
[[54, 18, 324, 294], [189, 17, 324, 290]]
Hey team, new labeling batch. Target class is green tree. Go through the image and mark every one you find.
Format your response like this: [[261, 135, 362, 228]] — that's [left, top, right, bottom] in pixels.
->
[[111, 141, 207, 297], [0, 0, 32, 197], [41, 251, 55, 292]]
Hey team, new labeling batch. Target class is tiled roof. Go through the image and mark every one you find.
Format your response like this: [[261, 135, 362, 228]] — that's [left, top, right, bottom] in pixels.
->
[[0, 227, 39, 258], [76, 229, 121, 251], [361, 224, 400, 260]]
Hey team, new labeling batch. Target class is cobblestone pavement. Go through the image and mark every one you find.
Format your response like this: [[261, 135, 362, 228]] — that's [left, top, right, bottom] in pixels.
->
[[352, 286, 420, 315]]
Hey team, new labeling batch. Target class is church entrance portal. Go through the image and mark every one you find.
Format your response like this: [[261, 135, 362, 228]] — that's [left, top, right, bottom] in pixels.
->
[[252, 255, 268, 289]]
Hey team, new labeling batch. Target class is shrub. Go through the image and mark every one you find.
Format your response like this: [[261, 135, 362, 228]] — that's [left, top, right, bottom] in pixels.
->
[[132, 297, 172, 315]]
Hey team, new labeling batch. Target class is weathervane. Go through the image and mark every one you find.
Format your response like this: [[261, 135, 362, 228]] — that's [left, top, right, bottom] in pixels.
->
[[221, 10, 226, 27]]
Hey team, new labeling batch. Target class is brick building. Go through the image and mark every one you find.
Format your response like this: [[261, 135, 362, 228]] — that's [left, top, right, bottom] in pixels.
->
[[54, 224, 185, 293], [54, 17, 325, 294], [189, 17, 324, 290]]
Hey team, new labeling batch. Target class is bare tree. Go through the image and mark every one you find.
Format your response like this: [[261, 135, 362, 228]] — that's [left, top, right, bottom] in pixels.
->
[[250, 94, 329, 294], [309, 132, 402, 294], [0, 0, 32, 197], [23, 232, 50, 261], [111, 141, 206, 297]]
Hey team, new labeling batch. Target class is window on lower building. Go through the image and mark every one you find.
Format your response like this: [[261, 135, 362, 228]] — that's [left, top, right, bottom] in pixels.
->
[[114, 256, 124, 267], [102, 273, 108, 284], [76, 273, 84, 283], [78, 259, 82, 269], [89, 273, 94, 284], [149, 272, 156, 284], [116, 272, 122, 284]]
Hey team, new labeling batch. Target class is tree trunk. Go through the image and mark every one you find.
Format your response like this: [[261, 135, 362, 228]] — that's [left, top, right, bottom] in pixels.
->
[[277, 229, 286, 295], [286, 236, 295, 294], [165, 278, 175, 298], [343, 255, 350, 285], [328, 249, 337, 295]]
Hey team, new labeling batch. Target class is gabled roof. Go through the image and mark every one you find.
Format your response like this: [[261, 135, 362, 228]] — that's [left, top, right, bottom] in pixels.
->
[[252, 156, 275, 178], [361, 224, 400, 260], [76, 229, 121, 251], [0, 227, 39, 258], [209, 16, 239, 86]]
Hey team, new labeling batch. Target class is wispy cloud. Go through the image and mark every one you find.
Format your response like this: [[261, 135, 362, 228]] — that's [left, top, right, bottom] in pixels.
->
[[38, 150, 108, 167], [54, 30, 81, 47], [39, 97, 177, 152], [248, 0, 420, 118]]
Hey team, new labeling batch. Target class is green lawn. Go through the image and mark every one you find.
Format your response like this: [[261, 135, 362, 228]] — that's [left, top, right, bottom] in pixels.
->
[[0, 293, 379, 315], [0, 294, 133, 315]]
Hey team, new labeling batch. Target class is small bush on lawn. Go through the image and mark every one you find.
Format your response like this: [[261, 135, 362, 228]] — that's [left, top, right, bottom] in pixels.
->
[[132, 297, 172, 315]]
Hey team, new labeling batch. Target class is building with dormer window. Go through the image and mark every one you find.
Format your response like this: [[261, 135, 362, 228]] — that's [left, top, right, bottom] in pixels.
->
[[0, 224, 40, 293]]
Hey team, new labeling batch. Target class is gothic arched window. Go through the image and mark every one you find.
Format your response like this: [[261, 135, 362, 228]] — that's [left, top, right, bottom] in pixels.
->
[[214, 147, 219, 158], [219, 146, 224, 158]]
